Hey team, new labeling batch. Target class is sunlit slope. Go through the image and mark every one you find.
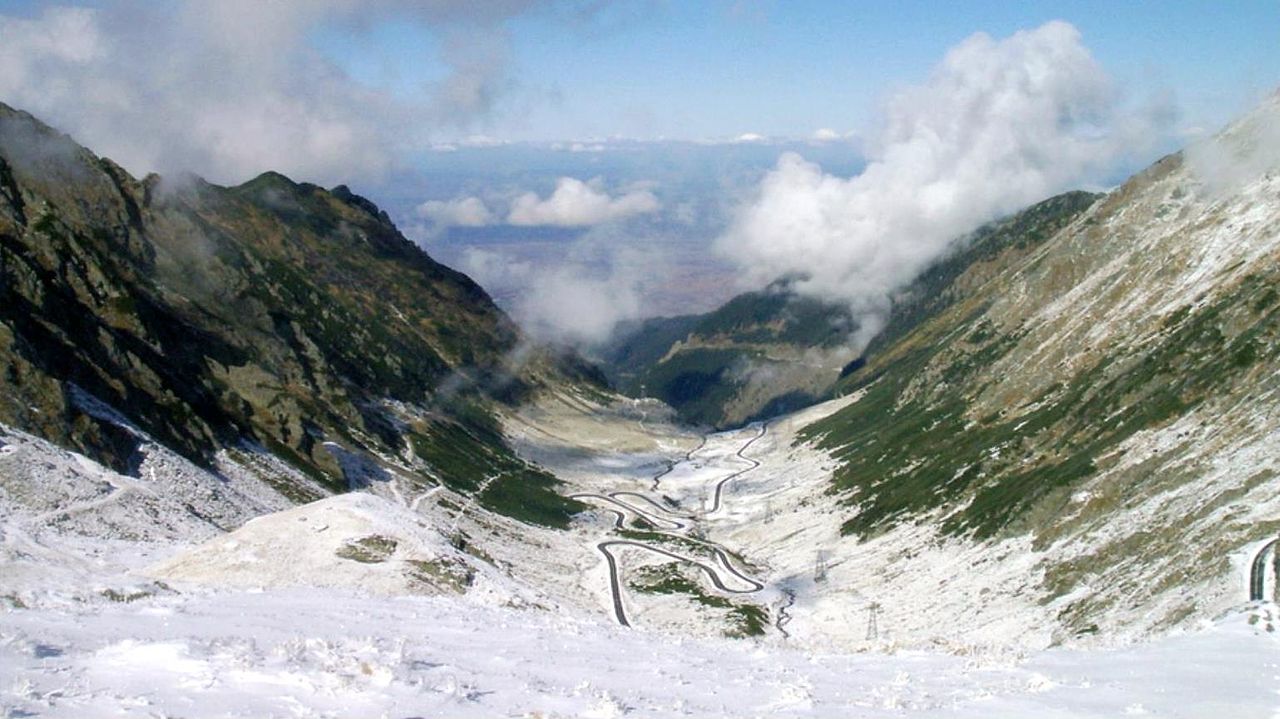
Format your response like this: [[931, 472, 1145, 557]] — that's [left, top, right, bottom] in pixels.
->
[[806, 95, 1280, 635]]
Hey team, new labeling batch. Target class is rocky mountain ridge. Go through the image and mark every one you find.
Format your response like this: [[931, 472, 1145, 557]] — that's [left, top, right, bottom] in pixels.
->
[[0, 102, 589, 528]]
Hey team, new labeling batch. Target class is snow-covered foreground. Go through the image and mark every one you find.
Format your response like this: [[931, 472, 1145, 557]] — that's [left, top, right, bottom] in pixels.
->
[[2, 588, 1278, 718], [3, 402, 1279, 717]]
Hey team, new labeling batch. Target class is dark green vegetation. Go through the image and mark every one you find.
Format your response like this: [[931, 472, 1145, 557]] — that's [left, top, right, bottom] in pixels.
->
[[629, 563, 768, 637], [688, 285, 855, 348], [0, 103, 587, 527], [804, 160, 1280, 542], [627, 347, 751, 426], [598, 280, 855, 427], [597, 314, 700, 383], [800, 193, 1110, 540], [408, 401, 584, 527]]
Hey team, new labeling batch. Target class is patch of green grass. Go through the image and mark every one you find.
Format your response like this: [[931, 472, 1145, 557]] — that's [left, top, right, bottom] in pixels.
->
[[335, 534, 399, 563], [727, 603, 770, 638], [99, 587, 157, 603], [629, 563, 768, 637], [630, 516, 657, 531], [446, 530, 497, 566], [617, 529, 709, 556], [405, 558, 474, 593], [408, 404, 586, 528]]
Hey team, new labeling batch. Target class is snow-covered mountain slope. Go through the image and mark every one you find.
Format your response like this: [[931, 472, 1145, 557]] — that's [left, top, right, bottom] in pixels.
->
[[2, 585, 1276, 718], [3, 390, 1279, 717], [147, 493, 552, 604], [0, 422, 301, 608], [794, 92, 1280, 645], [0, 403, 609, 615]]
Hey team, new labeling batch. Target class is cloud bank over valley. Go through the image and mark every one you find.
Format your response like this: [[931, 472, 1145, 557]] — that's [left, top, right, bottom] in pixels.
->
[[718, 20, 1175, 350]]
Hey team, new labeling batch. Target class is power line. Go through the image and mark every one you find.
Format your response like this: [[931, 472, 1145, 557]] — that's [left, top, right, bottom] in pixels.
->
[[866, 602, 881, 641], [814, 550, 828, 583]]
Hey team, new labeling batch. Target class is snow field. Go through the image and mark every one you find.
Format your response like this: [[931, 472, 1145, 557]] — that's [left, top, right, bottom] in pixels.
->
[[3, 588, 1277, 718]]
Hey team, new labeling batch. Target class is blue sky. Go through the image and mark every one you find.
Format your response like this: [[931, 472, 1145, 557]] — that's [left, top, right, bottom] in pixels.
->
[[1, 1, 1274, 152], [314, 1, 1279, 142], [0, 0, 1276, 337]]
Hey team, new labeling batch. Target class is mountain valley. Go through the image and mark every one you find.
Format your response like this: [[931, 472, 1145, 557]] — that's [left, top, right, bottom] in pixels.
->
[[2, 90, 1280, 717]]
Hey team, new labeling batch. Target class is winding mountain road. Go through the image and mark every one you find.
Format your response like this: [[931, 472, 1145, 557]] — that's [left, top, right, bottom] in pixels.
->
[[575, 423, 771, 629], [775, 588, 797, 639], [596, 539, 765, 626], [705, 423, 766, 515], [569, 493, 686, 530], [610, 491, 697, 519], [651, 435, 707, 490], [1250, 537, 1279, 601]]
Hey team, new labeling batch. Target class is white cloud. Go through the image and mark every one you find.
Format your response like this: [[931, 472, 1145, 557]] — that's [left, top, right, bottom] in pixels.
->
[[416, 196, 496, 228], [0, 2, 563, 185], [460, 246, 533, 288], [1186, 91, 1280, 194], [810, 128, 842, 142], [461, 245, 642, 346], [507, 177, 659, 226], [517, 267, 642, 345], [718, 21, 1172, 350], [459, 134, 510, 148], [733, 132, 767, 143]]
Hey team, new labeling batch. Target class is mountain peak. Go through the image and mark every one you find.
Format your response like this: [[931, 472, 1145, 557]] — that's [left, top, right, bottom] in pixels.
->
[[330, 183, 392, 224], [235, 169, 305, 194]]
